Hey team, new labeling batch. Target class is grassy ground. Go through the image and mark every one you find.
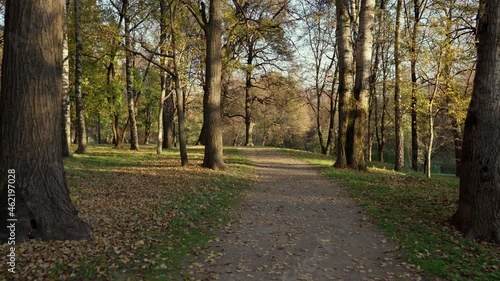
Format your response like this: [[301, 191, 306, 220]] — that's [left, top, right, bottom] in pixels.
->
[[285, 149, 499, 281], [1, 145, 254, 280]]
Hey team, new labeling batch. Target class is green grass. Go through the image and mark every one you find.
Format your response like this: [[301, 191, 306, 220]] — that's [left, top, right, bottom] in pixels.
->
[[285, 148, 500, 281], [1, 145, 254, 280]]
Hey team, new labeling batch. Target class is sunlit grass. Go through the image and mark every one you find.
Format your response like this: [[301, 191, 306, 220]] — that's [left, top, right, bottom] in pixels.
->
[[284, 148, 500, 281], [0, 145, 254, 280]]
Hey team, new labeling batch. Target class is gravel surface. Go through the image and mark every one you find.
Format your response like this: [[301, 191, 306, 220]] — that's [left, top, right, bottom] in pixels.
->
[[190, 148, 421, 281]]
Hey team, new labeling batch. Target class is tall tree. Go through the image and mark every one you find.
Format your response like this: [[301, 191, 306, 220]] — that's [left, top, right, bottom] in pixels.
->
[[123, 0, 140, 150], [162, 86, 176, 149], [334, 0, 354, 168], [74, 0, 87, 154], [301, 0, 336, 155], [231, 0, 291, 147], [452, 0, 500, 244], [0, 0, 90, 242], [394, 0, 405, 171], [62, 0, 72, 157], [407, 0, 428, 172], [203, 0, 225, 170], [184, 0, 225, 169], [350, 0, 375, 170], [157, 0, 169, 155], [170, 0, 188, 165]]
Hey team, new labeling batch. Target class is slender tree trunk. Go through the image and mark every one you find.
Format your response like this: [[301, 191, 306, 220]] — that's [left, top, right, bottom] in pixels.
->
[[425, 104, 434, 178], [450, 118, 462, 176], [452, 0, 500, 244], [442, 2, 462, 177], [175, 85, 188, 165], [62, 0, 72, 157], [74, 0, 87, 154], [157, 0, 168, 154], [73, 127, 79, 144], [245, 42, 255, 147], [144, 104, 152, 144], [124, 0, 139, 150], [325, 65, 339, 155], [350, 0, 375, 170], [410, 0, 422, 172], [0, 0, 90, 243], [97, 113, 102, 144], [425, 60, 441, 179], [171, 6, 188, 166], [394, 0, 404, 171], [158, 78, 167, 152], [203, 0, 225, 170], [334, 0, 354, 168], [368, 0, 385, 163]]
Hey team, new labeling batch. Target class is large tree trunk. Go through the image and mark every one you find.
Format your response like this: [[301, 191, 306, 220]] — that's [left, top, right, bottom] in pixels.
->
[[0, 0, 90, 243], [350, 0, 375, 170], [203, 0, 225, 170], [334, 0, 354, 169], [393, 0, 405, 171], [124, 0, 139, 150], [74, 0, 87, 154], [62, 0, 72, 157], [162, 90, 176, 149], [452, 0, 500, 244]]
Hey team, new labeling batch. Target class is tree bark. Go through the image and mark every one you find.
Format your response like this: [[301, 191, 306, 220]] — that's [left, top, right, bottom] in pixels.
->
[[74, 0, 87, 154], [62, 0, 72, 157], [157, 0, 168, 154], [124, 0, 139, 150], [170, 4, 188, 166], [334, 0, 354, 169], [97, 113, 102, 144], [452, 0, 500, 244], [410, 0, 423, 172], [0, 0, 90, 243], [144, 103, 152, 144], [245, 40, 255, 147], [394, 0, 405, 171], [203, 0, 225, 170], [162, 88, 176, 149], [350, 0, 375, 171]]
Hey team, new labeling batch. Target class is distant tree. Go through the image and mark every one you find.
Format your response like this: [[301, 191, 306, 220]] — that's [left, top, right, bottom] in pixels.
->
[[393, 0, 405, 171], [62, 0, 72, 157], [230, 0, 291, 147], [406, 0, 429, 172], [123, 0, 140, 150], [452, 0, 500, 244], [157, 0, 169, 154], [300, 0, 337, 155], [74, 0, 88, 154], [0, 0, 90, 242]]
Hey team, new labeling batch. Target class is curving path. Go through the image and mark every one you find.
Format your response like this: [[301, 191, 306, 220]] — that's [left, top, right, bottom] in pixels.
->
[[191, 148, 420, 281]]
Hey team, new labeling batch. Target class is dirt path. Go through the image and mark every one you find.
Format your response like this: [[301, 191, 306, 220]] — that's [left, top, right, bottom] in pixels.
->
[[191, 148, 420, 281]]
